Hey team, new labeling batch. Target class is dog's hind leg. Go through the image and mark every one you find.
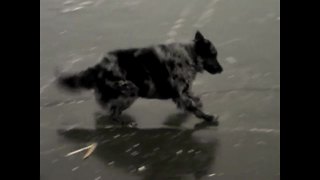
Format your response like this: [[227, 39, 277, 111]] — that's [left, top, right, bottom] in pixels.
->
[[109, 81, 139, 123], [108, 96, 137, 125], [109, 105, 122, 122], [95, 80, 138, 124]]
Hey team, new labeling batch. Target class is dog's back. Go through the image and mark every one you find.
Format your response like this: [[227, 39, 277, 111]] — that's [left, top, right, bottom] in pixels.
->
[[95, 42, 196, 99]]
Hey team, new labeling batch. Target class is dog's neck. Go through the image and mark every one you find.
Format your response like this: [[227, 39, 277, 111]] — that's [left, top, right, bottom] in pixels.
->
[[185, 42, 204, 73]]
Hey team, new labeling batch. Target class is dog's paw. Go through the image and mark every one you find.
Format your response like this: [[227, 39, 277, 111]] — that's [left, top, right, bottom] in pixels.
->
[[128, 122, 138, 128], [120, 121, 137, 128], [203, 115, 219, 126]]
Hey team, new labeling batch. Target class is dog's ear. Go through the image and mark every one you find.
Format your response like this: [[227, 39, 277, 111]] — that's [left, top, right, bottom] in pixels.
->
[[194, 31, 205, 42]]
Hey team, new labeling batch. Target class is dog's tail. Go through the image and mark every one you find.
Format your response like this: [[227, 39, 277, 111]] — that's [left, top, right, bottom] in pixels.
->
[[56, 66, 98, 91]]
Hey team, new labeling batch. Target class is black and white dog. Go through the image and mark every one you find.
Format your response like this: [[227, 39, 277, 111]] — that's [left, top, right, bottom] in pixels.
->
[[57, 31, 223, 125]]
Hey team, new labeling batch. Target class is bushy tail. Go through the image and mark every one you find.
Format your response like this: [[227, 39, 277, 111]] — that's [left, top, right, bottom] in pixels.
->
[[57, 66, 98, 91]]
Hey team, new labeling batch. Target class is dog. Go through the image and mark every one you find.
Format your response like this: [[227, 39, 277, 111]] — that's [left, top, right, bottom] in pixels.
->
[[57, 31, 223, 125]]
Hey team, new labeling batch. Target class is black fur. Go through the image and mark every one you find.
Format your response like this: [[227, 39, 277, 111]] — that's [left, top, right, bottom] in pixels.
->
[[57, 31, 223, 125]]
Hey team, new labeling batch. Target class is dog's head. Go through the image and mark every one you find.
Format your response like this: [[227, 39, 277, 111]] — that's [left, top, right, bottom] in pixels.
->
[[194, 31, 223, 74]]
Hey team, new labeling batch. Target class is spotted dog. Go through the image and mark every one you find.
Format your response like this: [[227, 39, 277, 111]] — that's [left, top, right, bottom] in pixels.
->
[[57, 31, 223, 125]]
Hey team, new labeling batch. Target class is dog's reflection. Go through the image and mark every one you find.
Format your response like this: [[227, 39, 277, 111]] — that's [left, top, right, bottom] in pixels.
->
[[58, 113, 218, 180]]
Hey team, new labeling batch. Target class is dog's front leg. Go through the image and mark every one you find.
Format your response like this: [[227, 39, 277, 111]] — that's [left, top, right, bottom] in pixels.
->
[[186, 91, 203, 109], [173, 94, 218, 125]]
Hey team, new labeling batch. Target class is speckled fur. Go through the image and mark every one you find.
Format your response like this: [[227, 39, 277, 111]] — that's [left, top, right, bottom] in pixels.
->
[[57, 31, 223, 124]]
